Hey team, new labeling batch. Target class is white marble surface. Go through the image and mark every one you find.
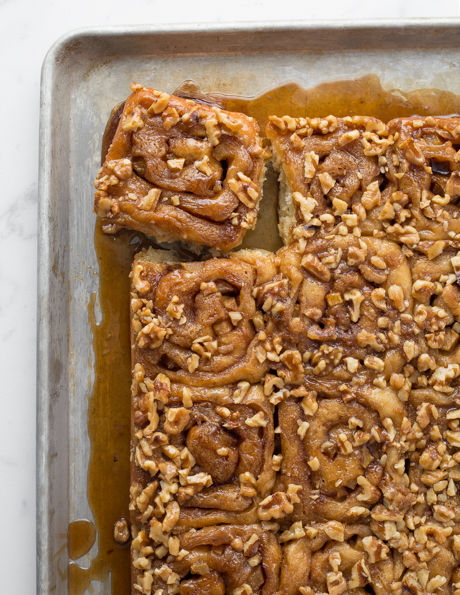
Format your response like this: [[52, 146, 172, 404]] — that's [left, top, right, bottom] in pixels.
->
[[1, 0, 459, 593]]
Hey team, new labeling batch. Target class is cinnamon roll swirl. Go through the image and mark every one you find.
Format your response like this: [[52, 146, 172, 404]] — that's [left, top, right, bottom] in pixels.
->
[[260, 236, 414, 387], [130, 249, 279, 387], [384, 116, 460, 244], [94, 84, 265, 251], [131, 524, 281, 595], [130, 369, 275, 529], [275, 386, 412, 525], [266, 115, 389, 244], [277, 523, 397, 595]]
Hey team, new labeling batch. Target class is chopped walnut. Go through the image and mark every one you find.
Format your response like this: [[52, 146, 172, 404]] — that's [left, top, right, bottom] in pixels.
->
[[239, 472, 257, 498], [361, 181, 381, 210], [138, 188, 161, 211], [257, 485, 302, 521], [318, 172, 336, 194], [348, 559, 371, 589], [362, 536, 389, 563], [233, 585, 253, 595], [132, 263, 150, 294], [187, 354, 200, 373], [264, 374, 285, 396], [162, 501, 180, 532], [114, 518, 130, 543], [301, 253, 331, 282], [301, 392, 318, 416], [297, 420, 310, 439], [293, 192, 318, 223], [344, 357, 359, 373], [164, 407, 190, 434], [388, 285, 406, 312], [363, 356, 385, 372], [148, 92, 170, 114], [304, 152, 319, 180], [243, 533, 259, 557], [324, 521, 345, 542], [123, 106, 144, 131], [245, 412, 267, 427]]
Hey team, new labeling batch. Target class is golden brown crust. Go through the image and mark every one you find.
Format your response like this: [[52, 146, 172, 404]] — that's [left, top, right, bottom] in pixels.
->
[[95, 85, 265, 251]]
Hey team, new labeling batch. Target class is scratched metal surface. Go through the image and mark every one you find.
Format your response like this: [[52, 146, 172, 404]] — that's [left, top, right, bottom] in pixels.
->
[[37, 19, 460, 594]]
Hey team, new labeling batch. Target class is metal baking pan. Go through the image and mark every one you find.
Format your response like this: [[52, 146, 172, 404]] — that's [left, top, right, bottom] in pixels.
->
[[37, 19, 460, 595]]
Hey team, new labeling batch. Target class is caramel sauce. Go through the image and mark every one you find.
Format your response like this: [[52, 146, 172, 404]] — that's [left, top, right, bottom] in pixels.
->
[[73, 74, 460, 594], [69, 224, 150, 595], [68, 520, 97, 561], [173, 74, 460, 133]]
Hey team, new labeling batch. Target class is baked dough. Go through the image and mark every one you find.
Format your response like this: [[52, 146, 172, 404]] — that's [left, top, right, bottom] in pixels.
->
[[123, 106, 460, 595], [94, 84, 265, 251], [266, 115, 389, 244]]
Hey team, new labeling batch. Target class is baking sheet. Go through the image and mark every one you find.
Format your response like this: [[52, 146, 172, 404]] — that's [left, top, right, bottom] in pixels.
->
[[37, 19, 460, 594]]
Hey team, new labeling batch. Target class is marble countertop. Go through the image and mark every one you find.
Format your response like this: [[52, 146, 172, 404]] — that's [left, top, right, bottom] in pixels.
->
[[1, 0, 459, 592]]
